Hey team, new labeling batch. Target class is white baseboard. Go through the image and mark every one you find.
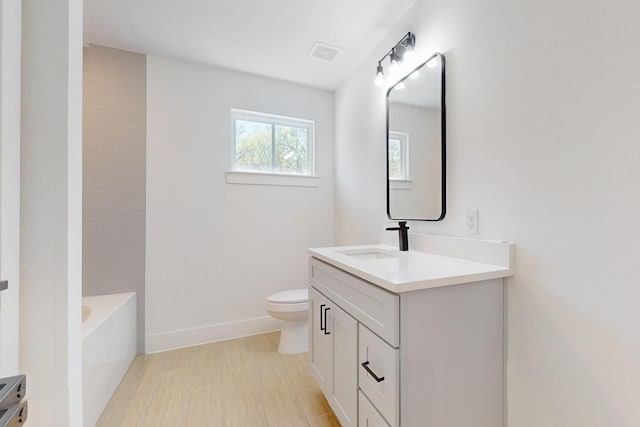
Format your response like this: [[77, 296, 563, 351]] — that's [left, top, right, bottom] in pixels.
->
[[145, 316, 282, 354]]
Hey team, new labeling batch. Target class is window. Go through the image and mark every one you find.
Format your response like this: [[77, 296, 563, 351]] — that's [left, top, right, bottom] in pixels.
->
[[231, 109, 314, 176], [388, 131, 409, 180]]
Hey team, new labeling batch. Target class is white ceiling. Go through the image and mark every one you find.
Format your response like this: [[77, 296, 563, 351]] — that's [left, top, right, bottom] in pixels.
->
[[84, 0, 418, 90]]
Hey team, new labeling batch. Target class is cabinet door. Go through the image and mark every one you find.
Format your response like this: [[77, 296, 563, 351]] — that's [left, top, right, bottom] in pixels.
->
[[327, 301, 358, 426], [309, 287, 333, 396]]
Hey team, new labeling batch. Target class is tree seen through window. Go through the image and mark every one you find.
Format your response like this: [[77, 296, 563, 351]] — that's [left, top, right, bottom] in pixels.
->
[[235, 118, 310, 175]]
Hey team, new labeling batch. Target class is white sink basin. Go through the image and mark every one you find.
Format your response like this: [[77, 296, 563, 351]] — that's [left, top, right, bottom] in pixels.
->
[[337, 249, 397, 261]]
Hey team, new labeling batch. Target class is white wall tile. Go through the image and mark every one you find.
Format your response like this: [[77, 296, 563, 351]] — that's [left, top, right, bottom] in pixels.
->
[[83, 45, 147, 353]]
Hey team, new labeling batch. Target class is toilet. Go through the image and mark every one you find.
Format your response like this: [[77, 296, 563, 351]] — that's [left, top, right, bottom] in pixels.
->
[[266, 288, 309, 354]]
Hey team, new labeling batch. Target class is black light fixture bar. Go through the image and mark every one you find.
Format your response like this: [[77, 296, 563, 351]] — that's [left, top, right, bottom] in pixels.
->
[[375, 32, 416, 86], [377, 32, 415, 65]]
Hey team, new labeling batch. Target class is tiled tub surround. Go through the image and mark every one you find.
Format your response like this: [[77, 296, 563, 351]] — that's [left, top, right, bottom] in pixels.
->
[[82, 292, 137, 427], [308, 234, 514, 426], [83, 44, 147, 353]]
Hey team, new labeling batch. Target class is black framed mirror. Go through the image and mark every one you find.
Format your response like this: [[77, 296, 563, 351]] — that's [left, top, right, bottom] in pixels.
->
[[386, 52, 446, 221]]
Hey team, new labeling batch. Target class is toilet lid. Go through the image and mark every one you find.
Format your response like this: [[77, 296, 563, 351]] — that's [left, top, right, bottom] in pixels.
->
[[267, 288, 308, 303]]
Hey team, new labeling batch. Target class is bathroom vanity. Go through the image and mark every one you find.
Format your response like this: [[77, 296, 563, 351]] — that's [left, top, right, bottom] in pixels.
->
[[308, 235, 514, 427]]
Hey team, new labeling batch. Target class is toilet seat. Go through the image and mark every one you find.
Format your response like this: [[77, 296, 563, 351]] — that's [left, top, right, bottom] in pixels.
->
[[267, 288, 308, 304]]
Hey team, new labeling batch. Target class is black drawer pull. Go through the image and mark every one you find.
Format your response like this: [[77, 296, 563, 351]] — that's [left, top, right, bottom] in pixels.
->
[[361, 361, 385, 382], [323, 306, 331, 335]]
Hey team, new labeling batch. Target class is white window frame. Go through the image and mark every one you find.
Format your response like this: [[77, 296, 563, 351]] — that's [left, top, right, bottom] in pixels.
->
[[229, 109, 316, 185], [388, 130, 410, 182]]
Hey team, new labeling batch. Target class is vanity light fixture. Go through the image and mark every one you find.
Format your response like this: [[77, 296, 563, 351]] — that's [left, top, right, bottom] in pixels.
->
[[375, 32, 416, 86]]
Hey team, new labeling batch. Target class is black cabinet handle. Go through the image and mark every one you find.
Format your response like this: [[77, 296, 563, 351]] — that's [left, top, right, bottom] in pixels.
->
[[0, 281, 7, 292], [361, 361, 385, 382], [323, 307, 331, 335], [320, 304, 326, 331]]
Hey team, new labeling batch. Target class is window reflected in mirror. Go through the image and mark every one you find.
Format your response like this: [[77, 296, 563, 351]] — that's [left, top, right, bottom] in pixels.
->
[[388, 131, 409, 181]]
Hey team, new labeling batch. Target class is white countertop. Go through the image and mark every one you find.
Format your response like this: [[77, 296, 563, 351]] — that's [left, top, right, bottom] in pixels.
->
[[308, 243, 514, 293]]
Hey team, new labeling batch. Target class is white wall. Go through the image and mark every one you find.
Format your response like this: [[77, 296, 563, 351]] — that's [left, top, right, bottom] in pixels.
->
[[20, 0, 83, 424], [0, 0, 21, 376], [335, 70, 389, 245], [146, 56, 334, 352], [335, 0, 640, 426]]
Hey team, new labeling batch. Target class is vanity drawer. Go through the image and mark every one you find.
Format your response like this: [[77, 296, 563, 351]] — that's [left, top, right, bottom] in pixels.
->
[[309, 258, 399, 347], [359, 391, 391, 427], [359, 325, 399, 427]]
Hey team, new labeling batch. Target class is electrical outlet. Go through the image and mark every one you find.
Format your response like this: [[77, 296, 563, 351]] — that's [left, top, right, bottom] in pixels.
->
[[465, 209, 478, 235]]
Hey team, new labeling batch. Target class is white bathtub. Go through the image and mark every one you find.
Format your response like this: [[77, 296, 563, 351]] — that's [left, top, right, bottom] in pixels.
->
[[82, 292, 137, 427]]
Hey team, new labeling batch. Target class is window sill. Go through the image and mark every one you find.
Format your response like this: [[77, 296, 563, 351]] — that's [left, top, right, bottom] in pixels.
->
[[389, 179, 413, 190], [226, 171, 319, 187]]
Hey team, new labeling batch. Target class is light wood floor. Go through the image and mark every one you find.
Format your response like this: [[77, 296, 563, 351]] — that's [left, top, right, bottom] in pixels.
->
[[96, 331, 340, 427]]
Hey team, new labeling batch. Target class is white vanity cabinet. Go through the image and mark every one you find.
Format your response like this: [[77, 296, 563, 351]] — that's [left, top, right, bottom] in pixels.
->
[[308, 241, 512, 427]]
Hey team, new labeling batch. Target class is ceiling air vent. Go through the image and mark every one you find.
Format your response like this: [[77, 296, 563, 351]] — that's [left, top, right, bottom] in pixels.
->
[[308, 42, 342, 62]]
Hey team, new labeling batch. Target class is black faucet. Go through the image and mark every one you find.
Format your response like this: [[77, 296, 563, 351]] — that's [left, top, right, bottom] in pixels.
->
[[386, 221, 410, 251]]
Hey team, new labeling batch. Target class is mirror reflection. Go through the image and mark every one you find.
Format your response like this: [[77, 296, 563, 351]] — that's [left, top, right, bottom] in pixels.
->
[[387, 53, 446, 221]]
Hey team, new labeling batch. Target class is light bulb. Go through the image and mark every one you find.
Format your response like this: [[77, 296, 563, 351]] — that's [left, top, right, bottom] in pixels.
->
[[375, 64, 385, 86], [390, 50, 401, 68], [403, 49, 415, 61], [403, 33, 416, 60]]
